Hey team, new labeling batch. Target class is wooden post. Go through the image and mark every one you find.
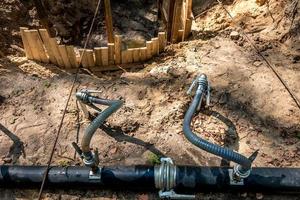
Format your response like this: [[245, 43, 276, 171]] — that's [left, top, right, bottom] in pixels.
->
[[108, 43, 115, 65], [58, 45, 72, 68], [100, 47, 109, 66], [66, 45, 78, 68], [151, 37, 159, 55], [127, 49, 134, 63], [183, 0, 193, 39], [114, 35, 122, 64], [121, 50, 129, 64], [39, 29, 57, 65], [167, 0, 176, 41], [158, 32, 167, 52], [86, 49, 95, 67], [104, 0, 114, 43], [94, 48, 103, 66], [49, 38, 64, 67], [79, 49, 90, 68], [146, 41, 153, 59], [178, 29, 184, 42], [132, 48, 140, 63], [140, 47, 147, 61], [20, 27, 33, 59], [171, 0, 183, 43]]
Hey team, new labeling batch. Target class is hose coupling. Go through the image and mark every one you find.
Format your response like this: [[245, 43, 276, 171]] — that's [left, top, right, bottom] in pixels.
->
[[76, 89, 102, 104], [187, 74, 211, 109], [155, 158, 195, 199]]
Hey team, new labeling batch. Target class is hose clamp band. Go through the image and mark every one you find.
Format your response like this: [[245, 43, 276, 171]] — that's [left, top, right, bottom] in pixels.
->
[[154, 158, 176, 191]]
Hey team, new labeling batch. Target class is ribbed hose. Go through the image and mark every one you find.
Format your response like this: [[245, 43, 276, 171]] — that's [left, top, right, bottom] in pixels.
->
[[183, 75, 252, 170], [76, 91, 123, 158], [81, 96, 123, 153]]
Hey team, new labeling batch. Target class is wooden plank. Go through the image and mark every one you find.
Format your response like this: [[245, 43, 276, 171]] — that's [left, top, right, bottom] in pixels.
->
[[171, 0, 183, 43], [94, 47, 103, 66], [132, 48, 140, 63], [183, 0, 193, 39], [140, 47, 147, 61], [100, 47, 109, 66], [146, 41, 153, 59], [58, 45, 72, 68], [23, 30, 41, 61], [121, 50, 129, 64], [158, 32, 167, 52], [86, 49, 95, 67], [66, 45, 78, 68], [104, 0, 114, 43], [167, 0, 176, 41], [39, 29, 57, 64], [108, 43, 115, 65], [49, 38, 64, 67], [184, 18, 192, 39], [79, 49, 90, 68], [114, 35, 122, 64], [127, 49, 134, 63], [178, 29, 184, 42], [20, 27, 33, 59], [151, 37, 159, 55]]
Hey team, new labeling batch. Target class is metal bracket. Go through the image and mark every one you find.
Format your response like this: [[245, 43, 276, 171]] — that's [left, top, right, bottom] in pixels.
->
[[89, 167, 101, 181], [159, 189, 195, 200]]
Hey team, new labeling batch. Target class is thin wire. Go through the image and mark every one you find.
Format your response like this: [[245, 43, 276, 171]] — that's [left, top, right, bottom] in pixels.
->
[[37, 0, 102, 199], [216, 0, 300, 110]]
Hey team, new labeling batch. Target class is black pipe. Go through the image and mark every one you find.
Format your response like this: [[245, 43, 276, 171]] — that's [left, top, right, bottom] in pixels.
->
[[1, 165, 300, 193], [183, 74, 252, 171]]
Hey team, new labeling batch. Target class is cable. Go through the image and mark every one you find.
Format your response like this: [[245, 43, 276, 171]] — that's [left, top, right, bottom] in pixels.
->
[[37, 0, 102, 199], [216, 0, 300, 110]]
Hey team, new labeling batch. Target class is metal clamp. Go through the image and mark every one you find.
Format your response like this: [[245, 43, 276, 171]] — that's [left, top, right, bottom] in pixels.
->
[[155, 158, 195, 199], [187, 74, 211, 110]]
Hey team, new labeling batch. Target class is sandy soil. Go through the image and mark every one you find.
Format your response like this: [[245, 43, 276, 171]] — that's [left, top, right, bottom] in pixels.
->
[[0, 0, 300, 199]]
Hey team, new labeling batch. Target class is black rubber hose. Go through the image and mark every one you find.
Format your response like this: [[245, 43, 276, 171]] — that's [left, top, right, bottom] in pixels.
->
[[1, 165, 300, 193], [183, 75, 252, 170]]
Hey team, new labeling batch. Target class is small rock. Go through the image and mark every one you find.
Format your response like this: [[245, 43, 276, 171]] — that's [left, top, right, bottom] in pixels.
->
[[253, 61, 262, 67], [3, 157, 12, 163], [230, 31, 240, 40]]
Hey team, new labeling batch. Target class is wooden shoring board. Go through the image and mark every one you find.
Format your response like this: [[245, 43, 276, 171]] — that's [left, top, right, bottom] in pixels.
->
[[94, 47, 103, 66], [24, 30, 42, 61], [114, 35, 122, 64], [39, 29, 57, 64], [132, 48, 141, 63], [48, 38, 64, 67], [58, 45, 72, 68], [140, 47, 147, 61], [151, 37, 159, 55], [100, 47, 109, 66], [171, 0, 183, 43], [108, 43, 115, 65], [158, 32, 167, 52], [146, 41, 153, 60], [79, 49, 90, 68], [86, 49, 95, 68], [121, 50, 129, 64], [20, 27, 33, 59], [66, 45, 78, 68]]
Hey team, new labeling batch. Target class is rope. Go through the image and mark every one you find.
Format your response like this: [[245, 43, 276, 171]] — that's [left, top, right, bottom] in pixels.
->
[[37, 0, 102, 199], [216, 0, 300, 110]]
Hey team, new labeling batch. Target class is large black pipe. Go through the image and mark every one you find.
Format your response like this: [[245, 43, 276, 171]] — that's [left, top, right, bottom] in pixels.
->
[[1, 165, 300, 193]]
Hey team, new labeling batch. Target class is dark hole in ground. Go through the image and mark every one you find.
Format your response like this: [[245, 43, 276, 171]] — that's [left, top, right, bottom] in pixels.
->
[[44, 0, 160, 48], [0, 95, 5, 105]]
